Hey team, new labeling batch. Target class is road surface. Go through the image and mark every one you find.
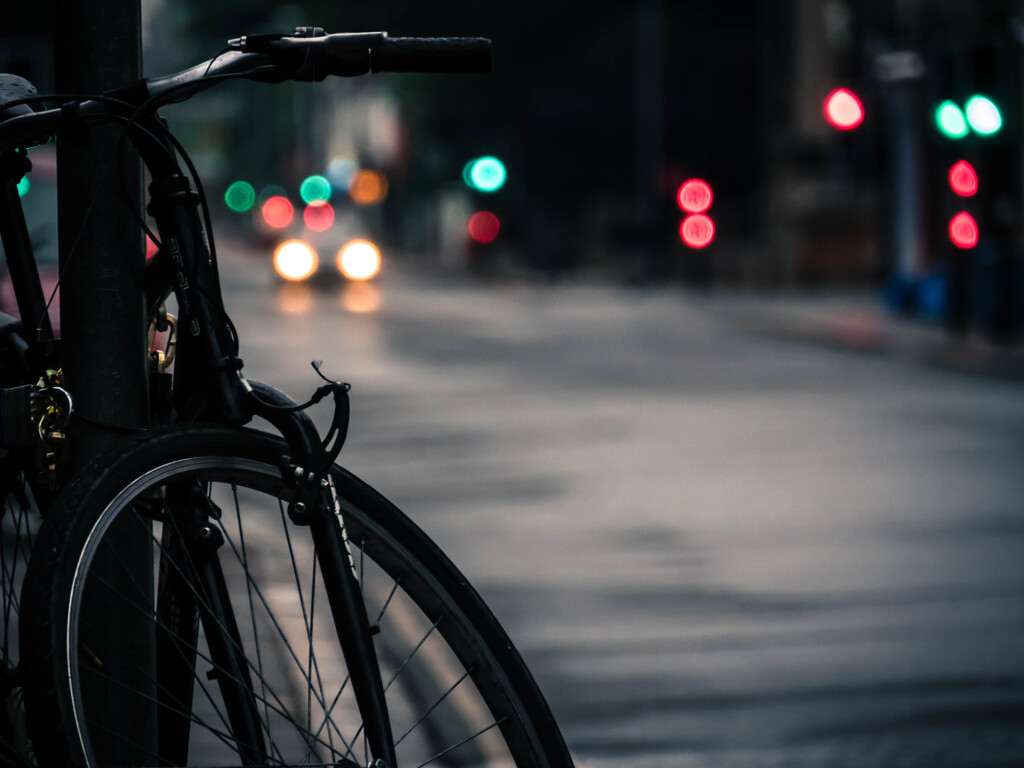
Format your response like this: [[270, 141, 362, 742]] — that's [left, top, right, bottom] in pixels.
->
[[219, 244, 1024, 768]]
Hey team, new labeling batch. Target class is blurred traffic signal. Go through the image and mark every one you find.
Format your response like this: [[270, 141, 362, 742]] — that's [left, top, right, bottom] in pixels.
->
[[965, 95, 1002, 135], [935, 96, 1002, 138], [224, 180, 256, 212], [261, 195, 294, 229], [463, 157, 506, 193], [946, 160, 979, 249], [935, 100, 969, 139], [948, 160, 978, 197], [949, 211, 979, 249], [303, 201, 335, 232], [16, 177, 29, 197], [468, 211, 500, 243], [679, 214, 715, 249], [823, 88, 864, 130], [299, 175, 332, 204], [677, 179, 715, 248], [677, 179, 712, 214]]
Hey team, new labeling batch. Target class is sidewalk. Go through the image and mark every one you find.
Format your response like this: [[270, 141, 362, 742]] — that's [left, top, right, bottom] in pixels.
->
[[705, 291, 1024, 382]]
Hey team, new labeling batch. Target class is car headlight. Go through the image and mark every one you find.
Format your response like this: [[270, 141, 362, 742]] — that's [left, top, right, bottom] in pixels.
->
[[274, 239, 318, 281], [337, 239, 381, 281]]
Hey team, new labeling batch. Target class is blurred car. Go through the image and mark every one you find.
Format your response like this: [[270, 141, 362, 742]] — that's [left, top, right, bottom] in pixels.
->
[[0, 143, 59, 334], [261, 195, 383, 285]]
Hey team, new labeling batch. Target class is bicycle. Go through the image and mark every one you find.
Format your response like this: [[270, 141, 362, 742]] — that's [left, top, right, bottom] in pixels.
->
[[0, 27, 575, 767]]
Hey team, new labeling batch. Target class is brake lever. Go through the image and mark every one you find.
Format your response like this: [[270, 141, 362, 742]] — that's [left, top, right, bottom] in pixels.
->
[[227, 27, 328, 53]]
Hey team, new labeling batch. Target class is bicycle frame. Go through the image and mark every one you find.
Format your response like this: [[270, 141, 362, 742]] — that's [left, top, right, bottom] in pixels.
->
[[0, 70, 399, 768]]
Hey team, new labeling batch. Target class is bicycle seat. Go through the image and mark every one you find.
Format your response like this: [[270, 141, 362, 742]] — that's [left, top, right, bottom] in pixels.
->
[[0, 74, 37, 121]]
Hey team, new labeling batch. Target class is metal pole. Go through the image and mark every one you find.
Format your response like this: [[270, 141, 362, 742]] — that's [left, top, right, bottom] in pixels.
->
[[54, 2, 155, 760], [55, 0, 149, 465]]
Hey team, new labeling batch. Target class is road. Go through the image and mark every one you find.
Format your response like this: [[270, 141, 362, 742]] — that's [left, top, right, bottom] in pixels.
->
[[219, 244, 1024, 768]]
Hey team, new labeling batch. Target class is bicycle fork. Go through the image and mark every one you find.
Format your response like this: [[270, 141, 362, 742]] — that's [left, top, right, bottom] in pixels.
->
[[159, 486, 397, 767]]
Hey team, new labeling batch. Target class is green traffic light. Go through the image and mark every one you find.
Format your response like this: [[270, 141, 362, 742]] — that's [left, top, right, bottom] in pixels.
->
[[464, 157, 506, 193], [16, 177, 30, 197], [965, 95, 1002, 135], [300, 175, 332, 204], [224, 180, 256, 213], [935, 100, 968, 139]]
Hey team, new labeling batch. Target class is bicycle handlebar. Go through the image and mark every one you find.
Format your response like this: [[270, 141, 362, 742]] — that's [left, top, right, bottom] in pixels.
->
[[372, 37, 492, 73], [0, 28, 492, 149]]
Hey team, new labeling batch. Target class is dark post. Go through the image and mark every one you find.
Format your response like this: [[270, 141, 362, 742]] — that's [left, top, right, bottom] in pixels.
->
[[54, 2, 154, 760], [55, 0, 149, 463]]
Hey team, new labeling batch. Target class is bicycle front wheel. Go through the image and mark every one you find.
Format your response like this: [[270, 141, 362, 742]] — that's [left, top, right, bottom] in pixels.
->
[[21, 425, 573, 767]]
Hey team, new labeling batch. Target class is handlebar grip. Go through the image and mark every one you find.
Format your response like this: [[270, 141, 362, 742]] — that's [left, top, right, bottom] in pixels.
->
[[370, 37, 492, 74]]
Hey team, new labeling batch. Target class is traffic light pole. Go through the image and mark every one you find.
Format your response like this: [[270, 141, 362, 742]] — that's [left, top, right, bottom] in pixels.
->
[[54, 1, 154, 759]]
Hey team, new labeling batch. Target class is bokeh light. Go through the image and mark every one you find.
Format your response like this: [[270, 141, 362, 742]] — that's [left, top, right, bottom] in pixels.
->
[[224, 180, 256, 212], [468, 211, 501, 243], [274, 239, 318, 280], [935, 101, 968, 139], [677, 179, 713, 214], [303, 201, 335, 232], [262, 196, 294, 229], [965, 95, 1002, 135], [948, 161, 978, 197], [349, 171, 388, 206], [464, 157, 506, 193], [326, 157, 358, 191], [299, 175, 332, 204], [337, 239, 382, 281], [680, 214, 715, 248], [823, 88, 864, 130], [949, 212, 979, 249]]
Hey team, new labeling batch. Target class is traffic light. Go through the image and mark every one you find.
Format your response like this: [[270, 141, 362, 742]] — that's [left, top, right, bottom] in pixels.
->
[[261, 195, 294, 229], [299, 175, 332, 204], [948, 160, 978, 197], [468, 211, 500, 243], [934, 95, 1002, 138], [224, 180, 256, 213], [935, 100, 969, 139], [965, 95, 1001, 135], [677, 179, 715, 249], [463, 157, 506, 193], [823, 88, 864, 130]]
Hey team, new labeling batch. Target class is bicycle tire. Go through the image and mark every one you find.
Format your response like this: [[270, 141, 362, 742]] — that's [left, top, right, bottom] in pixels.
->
[[21, 424, 574, 767]]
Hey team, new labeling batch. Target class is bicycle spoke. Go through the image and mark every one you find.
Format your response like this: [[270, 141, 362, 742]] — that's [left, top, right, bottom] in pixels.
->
[[278, 500, 337, 761], [395, 667, 475, 748], [383, 617, 442, 694], [415, 718, 507, 768], [81, 561, 342, 763], [215, 508, 356, 757], [234, 484, 275, 751]]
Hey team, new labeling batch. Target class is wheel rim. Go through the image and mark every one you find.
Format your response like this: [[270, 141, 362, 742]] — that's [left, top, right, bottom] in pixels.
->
[[64, 455, 541, 767], [2, 473, 40, 765]]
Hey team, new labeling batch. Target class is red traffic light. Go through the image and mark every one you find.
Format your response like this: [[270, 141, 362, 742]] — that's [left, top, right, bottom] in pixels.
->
[[468, 211, 500, 243], [948, 160, 978, 197], [824, 88, 864, 130], [677, 179, 713, 214], [949, 212, 979, 249], [262, 195, 294, 229], [680, 214, 715, 249]]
